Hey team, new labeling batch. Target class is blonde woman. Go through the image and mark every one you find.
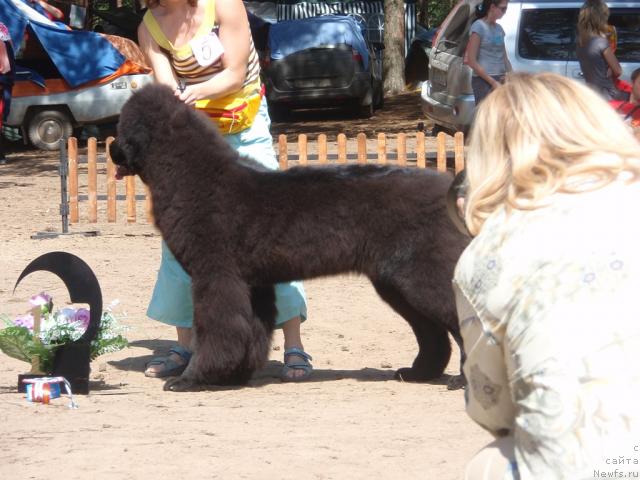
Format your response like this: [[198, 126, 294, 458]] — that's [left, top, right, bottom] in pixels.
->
[[576, 0, 624, 100], [456, 72, 640, 479]]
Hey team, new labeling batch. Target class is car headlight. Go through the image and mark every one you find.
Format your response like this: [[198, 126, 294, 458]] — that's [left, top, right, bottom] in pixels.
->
[[421, 81, 431, 97]]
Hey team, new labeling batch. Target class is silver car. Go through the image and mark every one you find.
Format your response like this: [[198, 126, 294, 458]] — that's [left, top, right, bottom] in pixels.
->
[[421, 0, 640, 133], [7, 73, 154, 151]]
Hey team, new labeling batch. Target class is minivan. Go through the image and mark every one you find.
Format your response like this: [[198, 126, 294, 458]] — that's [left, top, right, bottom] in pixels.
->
[[262, 15, 384, 119], [421, 0, 640, 133]]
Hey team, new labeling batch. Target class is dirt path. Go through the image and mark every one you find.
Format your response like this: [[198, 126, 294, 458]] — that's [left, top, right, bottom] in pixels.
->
[[0, 91, 489, 480]]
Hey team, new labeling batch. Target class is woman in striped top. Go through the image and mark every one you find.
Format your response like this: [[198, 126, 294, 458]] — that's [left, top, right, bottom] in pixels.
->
[[138, 0, 312, 382]]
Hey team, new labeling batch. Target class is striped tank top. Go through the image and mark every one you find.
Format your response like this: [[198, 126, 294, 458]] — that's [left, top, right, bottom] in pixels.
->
[[142, 0, 261, 91]]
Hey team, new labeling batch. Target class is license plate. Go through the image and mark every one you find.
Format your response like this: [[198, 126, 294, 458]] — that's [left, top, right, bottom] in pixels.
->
[[431, 69, 447, 86]]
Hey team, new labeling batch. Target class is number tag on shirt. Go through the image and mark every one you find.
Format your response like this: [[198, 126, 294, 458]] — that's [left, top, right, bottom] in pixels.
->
[[190, 32, 224, 67]]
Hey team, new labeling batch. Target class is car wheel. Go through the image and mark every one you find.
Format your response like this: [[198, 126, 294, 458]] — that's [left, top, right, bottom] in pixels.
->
[[356, 86, 374, 118], [27, 109, 74, 151], [358, 101, 374, 118], [374, 83, 384, 109]]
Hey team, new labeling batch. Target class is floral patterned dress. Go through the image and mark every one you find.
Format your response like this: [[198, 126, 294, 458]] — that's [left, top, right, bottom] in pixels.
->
[[454, 176, 640, 479]]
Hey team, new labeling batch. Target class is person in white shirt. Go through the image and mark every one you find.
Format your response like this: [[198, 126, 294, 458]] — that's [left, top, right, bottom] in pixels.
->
[[456, 72, 640, 480]]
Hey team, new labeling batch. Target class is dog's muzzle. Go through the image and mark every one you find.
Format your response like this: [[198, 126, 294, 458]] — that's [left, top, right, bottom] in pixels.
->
[[109, 140, 135, 179]]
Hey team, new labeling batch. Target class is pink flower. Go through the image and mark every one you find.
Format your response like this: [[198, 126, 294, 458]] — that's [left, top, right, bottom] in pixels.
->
[[13, 314, 34, 330], [29, 292, 53, 314], [74, 308, 91, 329], [29, 292, 52, 307]]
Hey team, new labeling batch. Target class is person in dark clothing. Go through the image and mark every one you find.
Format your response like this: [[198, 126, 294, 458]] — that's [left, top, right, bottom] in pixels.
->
[[0, 22, 15, 165]]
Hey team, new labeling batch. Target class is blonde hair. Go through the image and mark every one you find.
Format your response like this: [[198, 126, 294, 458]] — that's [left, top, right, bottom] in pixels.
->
[[577, 0, 609, 46], [464, 72, 640, 236]]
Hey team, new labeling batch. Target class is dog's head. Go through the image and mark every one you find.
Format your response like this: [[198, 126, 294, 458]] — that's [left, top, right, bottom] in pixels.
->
[[109, 84, 183, 180]]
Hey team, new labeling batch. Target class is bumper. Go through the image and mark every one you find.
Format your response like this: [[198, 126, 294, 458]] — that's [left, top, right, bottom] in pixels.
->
[[420, 80, 475, 132], [265, 71, 372, 107]]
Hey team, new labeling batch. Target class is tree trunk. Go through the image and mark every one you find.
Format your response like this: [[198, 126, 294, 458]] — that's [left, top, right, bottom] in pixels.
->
[[383, 0, 405, 94]]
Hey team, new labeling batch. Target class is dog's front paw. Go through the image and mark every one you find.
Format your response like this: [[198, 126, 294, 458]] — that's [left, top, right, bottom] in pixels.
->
[[394, 366, 436, 382], [446, 374, 466, 391], [163, 375, 199, 392]]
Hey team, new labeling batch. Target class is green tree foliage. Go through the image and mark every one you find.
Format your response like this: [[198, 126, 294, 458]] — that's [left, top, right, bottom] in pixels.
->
[[416, 0, 456, 27]]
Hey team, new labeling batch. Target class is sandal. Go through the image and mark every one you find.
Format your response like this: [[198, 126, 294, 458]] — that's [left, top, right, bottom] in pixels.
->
[[280, 347, 313, 382], [144, 345, 192, 378]]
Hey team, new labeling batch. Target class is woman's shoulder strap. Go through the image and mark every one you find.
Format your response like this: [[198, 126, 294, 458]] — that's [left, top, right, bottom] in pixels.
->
[[142, 9, 173, 51], [203, 0, 217, 29]]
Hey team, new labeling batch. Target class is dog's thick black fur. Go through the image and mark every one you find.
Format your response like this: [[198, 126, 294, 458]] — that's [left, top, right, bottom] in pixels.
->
[[110, 84, 470, 391]]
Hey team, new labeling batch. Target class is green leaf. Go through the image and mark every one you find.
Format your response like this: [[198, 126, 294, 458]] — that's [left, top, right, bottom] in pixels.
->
[[90, 335, 129, 360], [0, 326, 58, 370], [0, 326, 34, 363]]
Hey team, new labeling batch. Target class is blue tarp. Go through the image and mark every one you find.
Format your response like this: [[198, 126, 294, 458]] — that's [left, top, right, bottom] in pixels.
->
[[0, 0, 125, 88], [268, 15, 369, 69]]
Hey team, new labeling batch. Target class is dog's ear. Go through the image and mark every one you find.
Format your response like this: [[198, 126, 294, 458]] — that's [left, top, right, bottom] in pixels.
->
[[110, 129, 150, 174], [109, 140, 125, 165]]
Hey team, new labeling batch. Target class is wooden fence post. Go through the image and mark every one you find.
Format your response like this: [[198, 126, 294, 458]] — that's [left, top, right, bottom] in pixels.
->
[[105, 137, 116, 223], [397, 133, 406, 166], [145, 185, 154, 225], [298, 134, 307, 166], [126, 176, 136, 223], [454, 131, 465, 174], [318, 134, 327, 164], [68, 137, 78, 223], [416, 131, 425, 169], [87, 137, 98, 223], [377, 133, 386, 164], [436, 132, 447, 172], [278, 134, 288, 170], [357, 133, 367, 164], [337, 133, 347, 164]]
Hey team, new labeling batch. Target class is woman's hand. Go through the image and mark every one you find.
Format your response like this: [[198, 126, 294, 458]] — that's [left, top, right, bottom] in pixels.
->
[[177, 84, 204, 106]]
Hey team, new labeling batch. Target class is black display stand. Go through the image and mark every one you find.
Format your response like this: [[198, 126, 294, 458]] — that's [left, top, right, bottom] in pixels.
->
[[15, 252, 102, 394]]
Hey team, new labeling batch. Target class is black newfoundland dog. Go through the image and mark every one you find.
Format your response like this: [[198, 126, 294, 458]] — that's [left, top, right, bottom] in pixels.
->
[[110, 84, 469, 391]]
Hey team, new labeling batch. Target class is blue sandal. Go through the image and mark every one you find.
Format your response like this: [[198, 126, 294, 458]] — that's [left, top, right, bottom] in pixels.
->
[[281, 347, 313, 382], [144, 345, 192, 378]]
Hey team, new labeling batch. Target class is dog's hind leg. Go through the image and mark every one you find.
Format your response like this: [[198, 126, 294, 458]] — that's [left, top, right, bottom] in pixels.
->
[[164, 276, 272, 392], [372, 280, 452, 382], [250, 285, 278, 335], [447, 330, 467, 390]]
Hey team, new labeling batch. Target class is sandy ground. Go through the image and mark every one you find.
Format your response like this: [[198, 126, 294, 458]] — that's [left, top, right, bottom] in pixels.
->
[[0, 105, 490, 480]]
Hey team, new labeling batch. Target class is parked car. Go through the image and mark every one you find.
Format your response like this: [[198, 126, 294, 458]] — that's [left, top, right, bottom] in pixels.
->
[[421, 0, 640, 133], [2, 0, 153, 150], [262, 15, 384, 118], [9, 70, 153, 150]]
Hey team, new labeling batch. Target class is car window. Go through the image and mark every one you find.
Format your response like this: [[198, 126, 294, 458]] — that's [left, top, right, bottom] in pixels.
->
[[435, 4, 471, 56], [517, 8, 577, 61], [609, 9, 640, 63]]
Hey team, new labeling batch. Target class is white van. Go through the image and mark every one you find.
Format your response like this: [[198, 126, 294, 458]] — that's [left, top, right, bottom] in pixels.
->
[[421, 0, 640, 133]]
